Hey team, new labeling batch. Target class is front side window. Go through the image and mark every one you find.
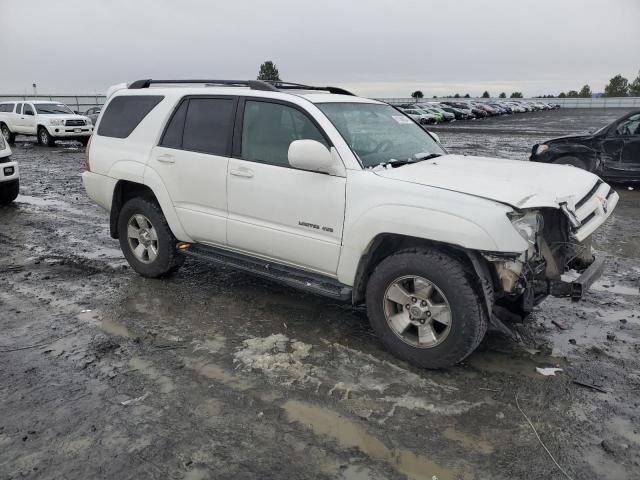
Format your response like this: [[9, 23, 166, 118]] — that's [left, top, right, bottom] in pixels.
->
[[615, 114, 640, 136], [34, 103, 73, 115], [241, 100, 328, 167], [317, 102, 446, 168], [23, 104, 34, 115]]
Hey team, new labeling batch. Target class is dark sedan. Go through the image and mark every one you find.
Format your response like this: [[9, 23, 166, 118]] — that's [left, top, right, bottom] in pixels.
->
[[530, 110, 640, 181]]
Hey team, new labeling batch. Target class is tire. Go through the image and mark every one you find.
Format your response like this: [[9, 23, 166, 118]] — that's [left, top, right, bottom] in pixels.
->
[[365, 248, 488, 369], [553, 156, 587, 170], [1, 123, 15, 144], [79, 137, 90, 147], [117, 197, 184, 278], [38, 127, 55, 147], [0, 179, 19, 206]]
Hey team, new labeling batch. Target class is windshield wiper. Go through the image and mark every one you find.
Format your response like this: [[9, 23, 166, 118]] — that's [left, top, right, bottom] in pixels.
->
[[372, 153, 443, 170], [375, 158, 413, 169], [413, 153, 442, 161]]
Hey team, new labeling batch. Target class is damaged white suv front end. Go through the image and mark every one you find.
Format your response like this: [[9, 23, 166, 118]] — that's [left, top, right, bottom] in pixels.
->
[[492, 179, 617, 313], [375, 153, 618, 321]]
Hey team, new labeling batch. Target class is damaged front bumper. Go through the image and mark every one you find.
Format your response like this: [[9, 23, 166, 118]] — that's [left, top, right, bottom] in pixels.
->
[[550, 256, 605, 300]]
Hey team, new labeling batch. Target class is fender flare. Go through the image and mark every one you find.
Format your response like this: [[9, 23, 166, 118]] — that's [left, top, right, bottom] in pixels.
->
[[142, 165, 192, 242]]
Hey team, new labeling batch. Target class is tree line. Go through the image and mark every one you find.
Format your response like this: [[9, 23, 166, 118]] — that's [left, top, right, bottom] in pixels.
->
[[410, 70, 640, 99], [254, 61, 640, 99]]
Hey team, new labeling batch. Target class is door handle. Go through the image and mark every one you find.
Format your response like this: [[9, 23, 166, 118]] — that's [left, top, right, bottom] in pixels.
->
[[230, 168, 254, 178], [156, 154, 175, 164]]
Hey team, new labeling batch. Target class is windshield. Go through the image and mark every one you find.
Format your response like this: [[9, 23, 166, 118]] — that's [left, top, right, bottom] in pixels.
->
[[35, 103, 74, 115], [317, 103, 446, 168]]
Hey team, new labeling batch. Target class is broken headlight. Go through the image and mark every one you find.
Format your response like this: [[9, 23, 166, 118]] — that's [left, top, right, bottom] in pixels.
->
[[535, 144, 548, 155], [508, 210, 543, 247]]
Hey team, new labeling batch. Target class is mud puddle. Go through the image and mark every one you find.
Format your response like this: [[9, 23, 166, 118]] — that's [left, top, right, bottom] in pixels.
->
[[284, 400, 466, 480]]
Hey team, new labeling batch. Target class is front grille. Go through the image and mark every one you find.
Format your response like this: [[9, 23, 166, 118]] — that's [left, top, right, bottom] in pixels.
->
[[65, 119, 86, 126], [575, 180, 602, 210]]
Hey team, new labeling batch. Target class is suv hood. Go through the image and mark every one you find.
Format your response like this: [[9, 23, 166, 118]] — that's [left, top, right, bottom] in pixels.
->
[[374, 154, 599, 210], [546, 134, 594, 144]]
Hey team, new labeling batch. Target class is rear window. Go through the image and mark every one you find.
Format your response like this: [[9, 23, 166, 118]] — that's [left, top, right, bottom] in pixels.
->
[[97, 95, 164, 138], [0, 103, 14, 113]]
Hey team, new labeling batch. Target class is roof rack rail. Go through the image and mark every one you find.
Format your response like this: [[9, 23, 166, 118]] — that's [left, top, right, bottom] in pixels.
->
[[128, 79, 278, 91], [127, 79, 354, 96]]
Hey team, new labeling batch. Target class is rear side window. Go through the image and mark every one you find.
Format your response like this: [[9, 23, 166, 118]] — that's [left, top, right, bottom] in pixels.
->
[[160, 100, 188, 149], [98, 95, 164, 138], [161, 97, 234, 156], [15, 103, 22, 114]]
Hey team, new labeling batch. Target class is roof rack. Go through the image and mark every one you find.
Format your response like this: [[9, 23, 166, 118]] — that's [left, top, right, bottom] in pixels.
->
[[128, 79, 355, 96]]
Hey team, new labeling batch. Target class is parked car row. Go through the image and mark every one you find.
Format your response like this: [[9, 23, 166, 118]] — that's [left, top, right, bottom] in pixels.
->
[[397, 100, 560, 123]]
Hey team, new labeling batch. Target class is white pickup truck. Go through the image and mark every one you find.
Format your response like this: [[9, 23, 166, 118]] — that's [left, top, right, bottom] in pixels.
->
[[82, 79, 618, 368], [0, 100, 93, 146]]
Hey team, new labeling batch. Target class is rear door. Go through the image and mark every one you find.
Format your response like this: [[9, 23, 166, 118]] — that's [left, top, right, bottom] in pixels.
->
[[12, 103, 24, 133], [149, 95, 236, 245], [21, 103, 37, 135], [226, 98, 346, 275]]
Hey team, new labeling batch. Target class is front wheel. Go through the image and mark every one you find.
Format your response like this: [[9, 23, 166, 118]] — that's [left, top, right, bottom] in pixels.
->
[[366, 249, 488, 369], [79, 137, 90, 147], [117, 197, 184, 278], [38, 127, 55, 147], [0, 179, 19, 205]]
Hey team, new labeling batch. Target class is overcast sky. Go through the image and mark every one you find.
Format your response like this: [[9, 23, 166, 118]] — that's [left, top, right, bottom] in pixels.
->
[[1, 0, 638, 97]]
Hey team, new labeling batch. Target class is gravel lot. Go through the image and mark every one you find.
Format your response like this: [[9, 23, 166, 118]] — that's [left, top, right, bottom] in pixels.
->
[[1, 109, 639, 480]]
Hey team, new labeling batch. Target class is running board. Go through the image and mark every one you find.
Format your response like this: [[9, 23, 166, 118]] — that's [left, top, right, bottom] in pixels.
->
[[181, 244, 352, 302]]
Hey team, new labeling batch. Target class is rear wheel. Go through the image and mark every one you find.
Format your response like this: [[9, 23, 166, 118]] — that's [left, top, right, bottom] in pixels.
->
[[366, 249, 488, 369], [118, 197, 184, 277], [37, 127, 55, 147], [1, 123, 15, 144], [554, 156, 587, 170], [0, 179, 19, 205]]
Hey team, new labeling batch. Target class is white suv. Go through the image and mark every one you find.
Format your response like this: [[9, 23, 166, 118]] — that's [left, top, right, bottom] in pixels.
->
[[0, 133, 18, 205], [0, 100, 93, 146], [82, 79, 618, 368]]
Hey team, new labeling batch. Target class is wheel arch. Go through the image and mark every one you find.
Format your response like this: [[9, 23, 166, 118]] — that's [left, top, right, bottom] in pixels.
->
[[109, 179, 191, 243], [548, 145, 598, 171], [351, 233, 496, 315]]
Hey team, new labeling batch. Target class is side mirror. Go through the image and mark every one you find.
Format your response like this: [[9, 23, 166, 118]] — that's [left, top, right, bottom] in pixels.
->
[[427, 131, 440, 143], [288, 140, 344, 176], [24, 110, 34, 116], [74, 110, 80, 114]]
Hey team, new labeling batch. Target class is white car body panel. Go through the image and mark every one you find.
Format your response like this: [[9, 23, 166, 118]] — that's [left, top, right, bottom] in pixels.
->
[[0, 138, 18, 185]]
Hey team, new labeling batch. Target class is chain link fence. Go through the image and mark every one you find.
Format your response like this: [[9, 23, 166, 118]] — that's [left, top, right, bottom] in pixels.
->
[[0, 94, 106, 113]]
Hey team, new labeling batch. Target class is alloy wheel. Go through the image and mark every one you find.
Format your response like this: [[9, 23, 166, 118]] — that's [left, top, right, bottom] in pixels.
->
[[382, 275, 452, 348]]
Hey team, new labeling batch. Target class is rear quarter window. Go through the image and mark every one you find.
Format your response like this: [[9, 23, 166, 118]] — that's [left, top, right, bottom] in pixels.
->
[[97, 95, 164, 138]]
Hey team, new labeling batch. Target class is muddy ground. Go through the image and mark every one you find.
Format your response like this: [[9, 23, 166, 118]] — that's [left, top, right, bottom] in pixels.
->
[[1, 109, 639, 480]]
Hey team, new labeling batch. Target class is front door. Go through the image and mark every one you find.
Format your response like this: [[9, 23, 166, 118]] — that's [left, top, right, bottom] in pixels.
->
[[226, 99, 346, 275], [602, 112, 640, 177], [148, 96, 236, 245]]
